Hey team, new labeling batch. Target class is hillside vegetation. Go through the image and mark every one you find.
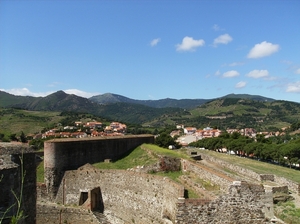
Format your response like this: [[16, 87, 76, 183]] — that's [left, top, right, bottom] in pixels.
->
[[1, 90, 300, 132], [168, 98, 300, 130], [0, 108, 61, 135]]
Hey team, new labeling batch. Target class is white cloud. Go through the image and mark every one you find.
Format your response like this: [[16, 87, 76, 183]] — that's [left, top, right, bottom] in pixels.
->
[[213, 34, 232, 46], [215, 70, 221, 76], [286, 81, 300, 93], [281, 60, 292, 65], [63, 89, 100, 98], [264, 76, 277, 81], [228, 62, 244, 67], [235, 81, 246, 88], [47, 82, 61, 87], [246, 70, 269, 79], [150, 38, 161, 46], [0, 88, 54, 97], [295, 68, 300, 74], [176, 36, 205, 51], [222, 70, 240, 78], [212, 24, 221, 31], [247, 41, 279, 58], [0, 88, 100, 98], [147, 94, 156, 100]]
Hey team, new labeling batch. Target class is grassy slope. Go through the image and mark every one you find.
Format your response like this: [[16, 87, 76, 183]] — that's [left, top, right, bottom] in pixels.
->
[[93, 144, 190, 169], [93, 145, 158, 169], [197, 149, 300, 183], [0, 109, 61, 135], [36, 143, 300, 222], [36, 144, 300, 183]]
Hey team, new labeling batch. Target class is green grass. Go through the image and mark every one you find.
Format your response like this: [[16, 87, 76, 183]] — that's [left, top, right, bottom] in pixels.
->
[[197, 149, 300, 183], [194, 178, 220, 191], [0, 109, 61, 135], [141, 144, 190, 159], [93, 145, 158, 169], [155, 170, 183, 181], [154, 171, 199, 198], [274, 201, 300, 224]]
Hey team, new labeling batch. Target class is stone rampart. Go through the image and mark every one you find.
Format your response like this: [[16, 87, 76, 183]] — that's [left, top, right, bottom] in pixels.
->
[[44, 134, 154, 199], [36, 203, 105, 224], [274, 175, 300, 195], [201, 153, 262, 180], [181, 159, 233, 192], [176, 181, 274, 224], [260, 174, 275, 182], [0, 143, 37, 224], [53, 164, 184, 223], [201, 153, 300, 194]]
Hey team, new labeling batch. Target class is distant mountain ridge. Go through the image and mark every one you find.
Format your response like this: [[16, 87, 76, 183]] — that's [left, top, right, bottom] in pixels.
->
[[0, 90, 99, 113], [0, 90, 277, 111], [89, 93, 275, 109], [1, 90, 300, 128], [221, 93, 274, 102]]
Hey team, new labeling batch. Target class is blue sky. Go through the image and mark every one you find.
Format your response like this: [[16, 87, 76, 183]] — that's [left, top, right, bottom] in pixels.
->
[[1, 0, 300, 102]]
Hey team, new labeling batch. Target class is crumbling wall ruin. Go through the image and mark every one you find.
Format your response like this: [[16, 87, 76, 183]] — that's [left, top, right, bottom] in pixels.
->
[[181, 159, 233, 192], [38, 136, 280, 223], [37, 162, 275, 224], [0, 143, 37, 224], [176, 181, 274, 224], [44, 134, 154, 199], [200, 153, 300, 194], [52, 164, 184, 224]]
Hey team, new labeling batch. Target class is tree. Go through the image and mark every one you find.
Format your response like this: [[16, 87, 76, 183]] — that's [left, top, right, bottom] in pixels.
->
[[29, 139, 44, 150], [231, 131, 241, 139], [281, 143, 300, 168], [9, 133, 18, 141], [155, 132, 178, 149], [20, 131, 27, 143]]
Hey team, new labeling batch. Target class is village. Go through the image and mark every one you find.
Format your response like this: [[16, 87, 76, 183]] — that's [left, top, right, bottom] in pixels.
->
[[32, 119, 288, 148], [34, 121, 127, 139], [172, 125, 287, 146]]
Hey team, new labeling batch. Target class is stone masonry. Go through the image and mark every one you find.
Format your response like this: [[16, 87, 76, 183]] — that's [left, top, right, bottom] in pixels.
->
[[0, 143, 37, 224], [36, 136, 281, 223], [176, 181, 273, 224], [44, 134, 154, 199]]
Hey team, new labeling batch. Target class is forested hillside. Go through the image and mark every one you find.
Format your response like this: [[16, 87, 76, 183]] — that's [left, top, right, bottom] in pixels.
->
[[1, 90, 300, 131]]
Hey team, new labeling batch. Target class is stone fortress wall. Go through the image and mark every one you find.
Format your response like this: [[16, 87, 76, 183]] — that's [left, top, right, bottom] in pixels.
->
[[54, 165, 184, 223], [200, 153, 300, 194], [38, 135, 284, 223], [0, 143, 37, 224], [37, 162, 275, 224], [44, 134, 154, 199], [176, 181, 273, 224], [2, 135, 293, 223]]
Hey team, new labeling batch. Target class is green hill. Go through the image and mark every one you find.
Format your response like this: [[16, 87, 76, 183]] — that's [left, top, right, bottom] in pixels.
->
[[1, 91, 299, 131]]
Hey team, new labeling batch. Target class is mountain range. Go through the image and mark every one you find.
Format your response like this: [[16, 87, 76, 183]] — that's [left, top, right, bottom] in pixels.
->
[[1, 90, 300, 129], [89, 93, 275, 109], [0, 90, 275, 111]]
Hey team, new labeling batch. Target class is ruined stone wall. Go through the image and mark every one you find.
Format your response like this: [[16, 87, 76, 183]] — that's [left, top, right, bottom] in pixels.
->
[[201, 153, 300, 194], [36, 203, 104, 224], [260, 174, 275, 181], [54, 165, 184, 224], [176, 181, 274, 224], [44, 135, 154, 199], [274, 175, 300, 195], [201, 153, 262, 180], [0, 143, 36, 224], [181, 159, 233, 192]]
